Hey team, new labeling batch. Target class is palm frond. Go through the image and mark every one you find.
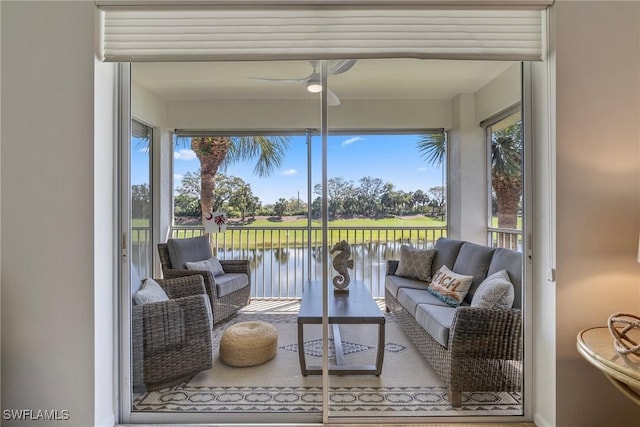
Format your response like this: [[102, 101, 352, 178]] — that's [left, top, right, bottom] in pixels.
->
[[225, 136, 291, 177], [416, 133, 447, 167]]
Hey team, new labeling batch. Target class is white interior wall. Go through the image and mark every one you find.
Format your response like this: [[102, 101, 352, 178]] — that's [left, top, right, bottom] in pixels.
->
[[447, 93, 487, 243], [94, 52, 117, 427], [552, 2, 640, 426], [0, 2, 113, 426], [166, 98, 452, 131], [475, 63, 521, 122]]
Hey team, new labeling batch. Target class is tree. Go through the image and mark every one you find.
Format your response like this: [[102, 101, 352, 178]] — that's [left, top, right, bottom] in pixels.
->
[[490, 122, 522, 229], [417, 127, 523, 228], [131, 184, 150, 219], [189, 135, 290, 220], [273, 198, 288, 217]]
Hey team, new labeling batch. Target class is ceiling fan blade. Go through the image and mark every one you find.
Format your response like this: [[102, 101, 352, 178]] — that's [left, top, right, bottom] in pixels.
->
[[249, 77, 306, 84], [327, 88, 340, 106], [328, 59, 357, 75]]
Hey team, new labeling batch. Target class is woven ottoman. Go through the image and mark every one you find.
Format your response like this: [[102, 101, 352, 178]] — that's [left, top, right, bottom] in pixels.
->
[[219, 321, 278, 367]]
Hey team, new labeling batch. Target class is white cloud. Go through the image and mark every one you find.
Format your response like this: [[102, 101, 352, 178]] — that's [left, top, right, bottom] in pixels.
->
[[417, 167, 427, 172], [342, 136, 364, 146], [281, 168, 298, 176], [174, 149, 197, 160], [173, 174, 184, 185]]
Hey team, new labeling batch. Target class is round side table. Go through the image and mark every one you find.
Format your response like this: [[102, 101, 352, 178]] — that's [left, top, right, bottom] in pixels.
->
[[577, 326, 640, 405]]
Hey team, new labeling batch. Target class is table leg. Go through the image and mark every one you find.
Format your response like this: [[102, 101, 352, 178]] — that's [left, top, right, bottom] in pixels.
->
[[332, 323, 345, 366], [298, 322, 308, 376], [375, 322, 385, 376]]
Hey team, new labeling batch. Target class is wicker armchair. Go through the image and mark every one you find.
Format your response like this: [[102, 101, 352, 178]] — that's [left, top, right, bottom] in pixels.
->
[[158, 236, 251, 325], [132, 275, 213, 392]]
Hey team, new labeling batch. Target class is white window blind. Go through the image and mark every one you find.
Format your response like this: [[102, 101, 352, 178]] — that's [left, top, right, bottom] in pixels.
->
[[100, 6, 547, 62]]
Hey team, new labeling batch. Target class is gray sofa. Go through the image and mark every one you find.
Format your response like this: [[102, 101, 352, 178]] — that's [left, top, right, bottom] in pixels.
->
[[385, 237, 523, 407]]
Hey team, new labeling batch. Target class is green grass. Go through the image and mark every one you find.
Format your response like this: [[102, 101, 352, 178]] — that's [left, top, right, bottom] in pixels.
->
[[173, 216, 447, 249]]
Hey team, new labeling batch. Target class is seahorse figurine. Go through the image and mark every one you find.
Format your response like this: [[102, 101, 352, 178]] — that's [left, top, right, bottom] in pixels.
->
[[330, 240, 354, 292]]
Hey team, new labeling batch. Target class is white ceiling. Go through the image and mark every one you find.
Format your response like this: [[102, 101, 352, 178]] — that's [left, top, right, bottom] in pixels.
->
[[132, 59, 516, 103]]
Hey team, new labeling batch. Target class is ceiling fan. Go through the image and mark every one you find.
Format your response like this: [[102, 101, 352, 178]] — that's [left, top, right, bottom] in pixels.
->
[[250, 59, 357, 106]]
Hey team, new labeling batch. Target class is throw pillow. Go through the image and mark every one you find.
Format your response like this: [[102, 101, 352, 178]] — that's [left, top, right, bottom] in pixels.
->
[[428, 265, 474, 307], [134, 278, 169, 305], [186, 257, 225, 277], [471, 269, 515, 309], [394, 245, 436, 282]]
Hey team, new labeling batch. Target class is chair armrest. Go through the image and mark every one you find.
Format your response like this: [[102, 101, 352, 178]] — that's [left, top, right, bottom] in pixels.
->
[[157, 275, 206, 299], [449, 306, 522, 360], [140, 294, 213, 353], [386, 260, 399, 276], [161, 268, 218, 300], [173, 294, 213, 337], [220, 259, 250, 276]]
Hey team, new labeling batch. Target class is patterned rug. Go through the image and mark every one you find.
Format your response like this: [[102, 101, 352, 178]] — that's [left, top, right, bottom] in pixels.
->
[[133, 311, 522, 417]]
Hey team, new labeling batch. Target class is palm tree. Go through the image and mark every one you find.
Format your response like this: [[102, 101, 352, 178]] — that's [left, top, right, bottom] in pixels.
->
[[190, 136, 290, 219], [417, 125, 522, 229]]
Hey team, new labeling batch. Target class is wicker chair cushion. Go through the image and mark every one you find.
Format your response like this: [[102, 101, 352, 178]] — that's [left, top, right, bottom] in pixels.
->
[[394, 245, 436, 282], [167, 236, 212, 269], [397, 287, 449, 316], [452, 243, 496, 304], [134, 278, 169, 305], [385, 274, 430, 298], [215, 273, 249, 297], [415, 303, 455, 348], [186, 257, 225, 277], [471, 269, 515, 309]]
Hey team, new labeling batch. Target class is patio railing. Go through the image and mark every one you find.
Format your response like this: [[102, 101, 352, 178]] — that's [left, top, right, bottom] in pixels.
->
[[132, 224, 523, 299], [488, 227, 523, 252], [170, 225, 447, 299]]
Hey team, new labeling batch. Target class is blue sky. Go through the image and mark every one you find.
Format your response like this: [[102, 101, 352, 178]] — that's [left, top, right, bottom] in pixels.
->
[[133, 134, 445, 205]]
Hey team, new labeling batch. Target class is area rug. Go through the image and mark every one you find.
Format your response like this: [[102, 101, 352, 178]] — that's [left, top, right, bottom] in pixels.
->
[[133, 312, 522, 417]]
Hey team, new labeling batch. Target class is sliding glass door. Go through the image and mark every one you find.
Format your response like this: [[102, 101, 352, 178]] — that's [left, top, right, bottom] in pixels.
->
[[122, 58, 527, 424]]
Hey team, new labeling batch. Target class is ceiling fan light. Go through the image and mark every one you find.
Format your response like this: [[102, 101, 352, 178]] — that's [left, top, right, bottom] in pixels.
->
[[306, 82, 322, 93]]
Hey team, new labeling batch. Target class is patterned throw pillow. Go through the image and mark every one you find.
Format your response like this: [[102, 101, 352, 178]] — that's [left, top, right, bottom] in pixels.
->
[[471, 269, 515, 309], [428, 265, 474, 307], [186, 257, 226, 277], [394, 245, 436, 282]]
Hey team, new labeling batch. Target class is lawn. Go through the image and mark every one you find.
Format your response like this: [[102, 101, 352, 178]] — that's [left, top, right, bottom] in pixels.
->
[[172, 215, 448, 249]]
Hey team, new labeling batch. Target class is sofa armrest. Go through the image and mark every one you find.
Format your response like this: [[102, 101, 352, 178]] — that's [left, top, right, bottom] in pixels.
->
[[157, 275, 206, 299], [386, 260, 400, 276], [449, 306, 522, 360]]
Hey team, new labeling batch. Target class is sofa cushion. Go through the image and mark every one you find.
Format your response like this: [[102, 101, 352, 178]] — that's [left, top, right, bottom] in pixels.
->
[[134, 278, 169, 305], [186, 257, 226, 277], [471, 269, 515, 309], [167, 235, 212, 269], [397, 287, 450, 315], [487, 248, 522, 309], [415, 303, 456, 348], [452, 242, 496, 304], [394, 245, 436, 282], [432, 238, 464, 276], [215, 273, 249, 297], [428, 265, 473, 307], [385, 274, 431, 298]]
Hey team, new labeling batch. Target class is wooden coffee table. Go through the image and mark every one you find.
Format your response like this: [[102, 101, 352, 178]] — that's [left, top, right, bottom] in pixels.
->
[[297, 280, 385, 376]]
